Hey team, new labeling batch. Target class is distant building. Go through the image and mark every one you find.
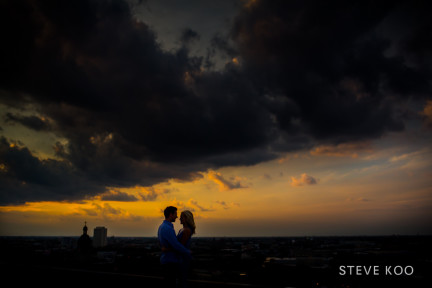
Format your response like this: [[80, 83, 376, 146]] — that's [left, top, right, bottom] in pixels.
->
[[93, 226, 107, 248]]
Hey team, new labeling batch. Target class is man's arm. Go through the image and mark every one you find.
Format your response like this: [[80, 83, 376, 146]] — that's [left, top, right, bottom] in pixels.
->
[[162, 226, 191, 258]]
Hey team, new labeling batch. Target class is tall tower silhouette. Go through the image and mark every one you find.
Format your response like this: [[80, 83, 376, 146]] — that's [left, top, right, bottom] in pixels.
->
[[77, 221, 92, 254], [93, 226, 107, 248]]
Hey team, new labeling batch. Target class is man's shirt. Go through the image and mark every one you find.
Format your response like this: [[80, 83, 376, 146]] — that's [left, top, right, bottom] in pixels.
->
[[157, 220, 191, 264]]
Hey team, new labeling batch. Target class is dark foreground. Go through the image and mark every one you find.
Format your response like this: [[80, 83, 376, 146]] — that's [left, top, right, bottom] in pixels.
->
[[1, 235, 431, 287]]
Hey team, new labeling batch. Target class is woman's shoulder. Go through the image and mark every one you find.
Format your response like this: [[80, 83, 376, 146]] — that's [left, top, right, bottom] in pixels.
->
[[178, 227, 190, 234], [182, 227, 192, 236]]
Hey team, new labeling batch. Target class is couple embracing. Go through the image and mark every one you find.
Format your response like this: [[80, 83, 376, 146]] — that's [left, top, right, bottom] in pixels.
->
[[158, 206, 196, 288]]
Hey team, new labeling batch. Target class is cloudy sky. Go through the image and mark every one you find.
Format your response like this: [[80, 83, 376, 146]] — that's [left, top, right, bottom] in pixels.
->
[[1, 0, 431, 237]]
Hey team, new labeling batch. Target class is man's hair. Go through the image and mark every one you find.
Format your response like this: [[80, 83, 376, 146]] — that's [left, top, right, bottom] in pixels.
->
[[164, 206, 177, 218]]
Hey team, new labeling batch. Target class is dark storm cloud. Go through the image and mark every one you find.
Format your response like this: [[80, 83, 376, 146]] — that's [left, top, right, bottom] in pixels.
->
[[5, 113, 51, 131], [228, 0, 431, 143], [0, 136, 104, 204], [0, 134, 197, 205], [0, 1, 274, 204], [99, 190, 139, 202], [180, 28, 200, 45], [0, 0, 431, 204]]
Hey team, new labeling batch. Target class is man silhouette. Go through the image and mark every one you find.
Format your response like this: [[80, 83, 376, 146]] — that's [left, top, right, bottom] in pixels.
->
[[158, 206, 191, 287]]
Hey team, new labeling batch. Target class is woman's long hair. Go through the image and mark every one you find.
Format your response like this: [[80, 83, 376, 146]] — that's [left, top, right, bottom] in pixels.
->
[[181, 210, 196, 235]]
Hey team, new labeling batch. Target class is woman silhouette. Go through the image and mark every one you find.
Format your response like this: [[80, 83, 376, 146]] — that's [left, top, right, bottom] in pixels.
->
[[177, 210, 195, 288]]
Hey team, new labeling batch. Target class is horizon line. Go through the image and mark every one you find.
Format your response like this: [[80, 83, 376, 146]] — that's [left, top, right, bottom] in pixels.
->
[[1, 234, 431, 238]]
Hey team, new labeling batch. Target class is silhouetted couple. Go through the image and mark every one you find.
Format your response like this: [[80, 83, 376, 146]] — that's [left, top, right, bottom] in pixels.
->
[[158, 206, 196, 288]]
